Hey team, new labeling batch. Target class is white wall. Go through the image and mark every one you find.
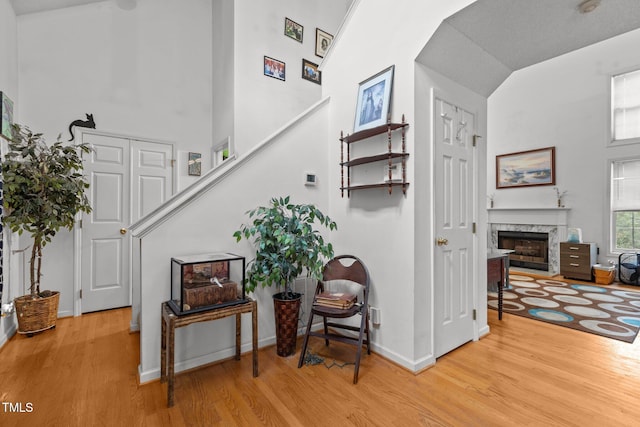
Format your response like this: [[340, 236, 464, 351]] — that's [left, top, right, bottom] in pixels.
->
[[13, 0, 350, 320], [137, 101, 331, 382], [488, 28, 640, 264], [322, 0, 477, 370], [0, 0, 18, 347], [15, 0, 213, 316], [230, 0, 351, 156], [17, 0, 212, 179], [212, 0, 234, 159]]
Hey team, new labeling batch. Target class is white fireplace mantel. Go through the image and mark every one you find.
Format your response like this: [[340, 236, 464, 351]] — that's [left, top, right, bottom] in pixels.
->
[[488, 207, 569, 226]]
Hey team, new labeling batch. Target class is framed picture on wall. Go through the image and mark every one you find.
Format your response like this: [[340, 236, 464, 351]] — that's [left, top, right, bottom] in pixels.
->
[[496, 146, 556, 189], [188, 152, 202, 176], [315, 28, 333, 58], [353, 65, 394, 133], [284, 18, 303, 43], [1, 91, 14, 140], [264, 56, 286, 81], [301, 59, 321, 85]]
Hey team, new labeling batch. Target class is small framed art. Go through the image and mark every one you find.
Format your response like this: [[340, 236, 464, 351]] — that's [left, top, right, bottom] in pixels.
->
[[315, 28, 333, 58], [284, 18, 303, 43], [496, 147, 556, 189], [188, 152, 202, 176], [353, 65, 394, 133], [264, 56, 286, 81], [1, 91, 14, 140], [302, 59, 321, 85]]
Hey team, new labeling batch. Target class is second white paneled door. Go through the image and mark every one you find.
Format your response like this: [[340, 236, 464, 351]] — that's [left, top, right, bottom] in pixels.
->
[[433, 94, 477, 358], [79, 131, 173, 313]]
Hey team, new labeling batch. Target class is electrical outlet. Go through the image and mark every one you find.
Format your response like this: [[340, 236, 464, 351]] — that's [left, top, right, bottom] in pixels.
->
[[370, 307, 381, 325]]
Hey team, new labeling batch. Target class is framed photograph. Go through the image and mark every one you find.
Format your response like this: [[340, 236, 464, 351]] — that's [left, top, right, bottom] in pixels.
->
[[188, 152, 202, 176], [1, 91, 14, 140], [302, 59, 321, 85], [264, 56, 286, 81], [496, 147, 556, 189], [315, 28, 333, 58], [353, 65, 394, 133], [284, 18, 303, 43]]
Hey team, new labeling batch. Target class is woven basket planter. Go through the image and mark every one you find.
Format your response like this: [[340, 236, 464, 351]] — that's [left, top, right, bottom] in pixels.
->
[[273, 292, 302, 357], [14, 291, 60, 336]]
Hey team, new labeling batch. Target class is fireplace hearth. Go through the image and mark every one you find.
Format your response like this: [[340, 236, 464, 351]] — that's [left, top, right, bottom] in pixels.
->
[[498, 231, 549, 271]]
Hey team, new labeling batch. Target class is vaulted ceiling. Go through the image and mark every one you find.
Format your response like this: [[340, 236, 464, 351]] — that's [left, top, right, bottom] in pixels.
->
[[418, 0, 640, 96]]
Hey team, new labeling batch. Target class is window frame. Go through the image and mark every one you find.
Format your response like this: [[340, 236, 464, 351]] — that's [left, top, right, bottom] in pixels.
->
[[609, 156, 640, 253], [610, 68, 640, 146]]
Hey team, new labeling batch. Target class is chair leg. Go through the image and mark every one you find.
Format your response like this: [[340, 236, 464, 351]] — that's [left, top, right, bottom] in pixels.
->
[[365, 311, 371, 355], [353, 311, 368, 384], [323, 316, 329, 346], [298, 313, 315, 368]]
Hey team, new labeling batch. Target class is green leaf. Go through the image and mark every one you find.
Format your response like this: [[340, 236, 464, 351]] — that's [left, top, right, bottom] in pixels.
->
[[2, 124, 93, 295], [232, 196, 337, 296]]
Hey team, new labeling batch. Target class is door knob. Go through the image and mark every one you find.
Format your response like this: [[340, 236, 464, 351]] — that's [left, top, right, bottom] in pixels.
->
[[436, 237, 448, 246], [120, 228, 127, 235]]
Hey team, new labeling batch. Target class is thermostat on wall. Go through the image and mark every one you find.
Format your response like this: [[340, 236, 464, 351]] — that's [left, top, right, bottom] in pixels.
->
[[305, 172, 317, 186]]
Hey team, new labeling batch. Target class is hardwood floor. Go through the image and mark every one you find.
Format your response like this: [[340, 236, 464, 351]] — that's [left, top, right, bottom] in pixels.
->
[[1, 281, 639, 426]]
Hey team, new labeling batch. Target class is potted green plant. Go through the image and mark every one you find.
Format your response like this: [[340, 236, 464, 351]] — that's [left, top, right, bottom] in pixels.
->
[[234, 196, 337, 357], [2, 124, 92, 336]]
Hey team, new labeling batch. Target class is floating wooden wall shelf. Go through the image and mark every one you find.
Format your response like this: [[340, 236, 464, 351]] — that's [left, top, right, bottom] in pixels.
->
[[340, 115, 409, 198]]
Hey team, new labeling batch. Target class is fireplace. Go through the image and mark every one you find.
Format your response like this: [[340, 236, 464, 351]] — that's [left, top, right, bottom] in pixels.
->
[[498, 231, 549, 271], [488, 208, 569, 275]]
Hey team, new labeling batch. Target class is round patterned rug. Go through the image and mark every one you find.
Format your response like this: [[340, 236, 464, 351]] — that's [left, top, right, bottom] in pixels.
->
[[488, 276, 640, 343]]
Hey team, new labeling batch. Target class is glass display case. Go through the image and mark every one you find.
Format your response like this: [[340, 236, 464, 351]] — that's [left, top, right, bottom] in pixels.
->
[[168, 252, 246, 315]]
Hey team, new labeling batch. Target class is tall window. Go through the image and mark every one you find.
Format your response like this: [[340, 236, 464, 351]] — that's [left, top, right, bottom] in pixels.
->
[[612, 69, 640, 142], [611, 158, 640, 251]]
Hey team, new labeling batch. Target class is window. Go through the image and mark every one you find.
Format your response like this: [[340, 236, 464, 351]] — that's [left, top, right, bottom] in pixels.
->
[[611, 158, 640, 251], [212, 136, 233, 169], [612, 69, 640, 142]]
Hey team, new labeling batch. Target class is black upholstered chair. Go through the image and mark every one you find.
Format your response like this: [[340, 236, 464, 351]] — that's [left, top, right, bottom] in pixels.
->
[[297, 255, 371, 384]]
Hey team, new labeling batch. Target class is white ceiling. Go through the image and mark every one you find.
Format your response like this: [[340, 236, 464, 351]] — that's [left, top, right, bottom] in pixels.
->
[[419, 0, 640, 96], [11, 0, 640, 97]]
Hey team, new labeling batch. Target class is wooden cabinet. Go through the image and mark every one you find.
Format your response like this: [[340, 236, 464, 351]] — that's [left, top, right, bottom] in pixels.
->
[[560, 242, 597, 281], [340, 116, 409, 197]]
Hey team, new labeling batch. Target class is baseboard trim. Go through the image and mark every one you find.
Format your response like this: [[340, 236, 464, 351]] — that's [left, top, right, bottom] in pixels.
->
[[0, 320, 17, 350]]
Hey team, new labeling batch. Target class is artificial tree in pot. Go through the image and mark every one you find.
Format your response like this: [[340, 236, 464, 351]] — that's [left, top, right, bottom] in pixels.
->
[[234, 196, 337, 357], [2, 124, 92, 336]]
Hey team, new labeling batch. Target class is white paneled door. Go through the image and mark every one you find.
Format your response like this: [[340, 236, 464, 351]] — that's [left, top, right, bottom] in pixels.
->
[[79, 132, 173, 313], [433, 95, 476, 358]]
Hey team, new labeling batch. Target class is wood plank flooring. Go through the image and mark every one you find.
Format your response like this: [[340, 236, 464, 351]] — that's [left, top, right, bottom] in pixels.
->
[[1, 280, 639, 426]]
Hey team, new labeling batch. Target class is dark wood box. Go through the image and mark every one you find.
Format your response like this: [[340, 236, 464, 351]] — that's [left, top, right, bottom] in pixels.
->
[[183, 281, 238, 310]]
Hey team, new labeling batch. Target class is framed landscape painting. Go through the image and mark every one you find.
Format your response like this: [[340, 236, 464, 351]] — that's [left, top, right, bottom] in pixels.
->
[[496, 146, 556, 189]]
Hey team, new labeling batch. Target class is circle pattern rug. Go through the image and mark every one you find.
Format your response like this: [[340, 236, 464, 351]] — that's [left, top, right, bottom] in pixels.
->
[[488, 278, 640, 343]]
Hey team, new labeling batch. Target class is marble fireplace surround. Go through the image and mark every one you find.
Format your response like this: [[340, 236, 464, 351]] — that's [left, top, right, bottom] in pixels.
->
[[488, 208, 570, 275]]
